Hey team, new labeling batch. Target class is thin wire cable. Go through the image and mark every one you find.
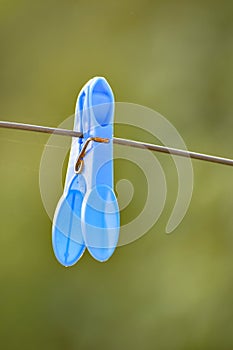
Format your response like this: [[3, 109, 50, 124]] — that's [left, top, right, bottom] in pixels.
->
[[0, 121, 82, 138], [1, 120, 233, 167]]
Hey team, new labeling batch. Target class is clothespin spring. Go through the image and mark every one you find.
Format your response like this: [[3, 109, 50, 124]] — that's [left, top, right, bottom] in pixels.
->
[[75, 137, 109, 174]]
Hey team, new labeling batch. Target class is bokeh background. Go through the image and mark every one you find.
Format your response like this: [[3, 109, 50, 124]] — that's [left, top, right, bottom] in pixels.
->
[[0, 0, 233, 349]]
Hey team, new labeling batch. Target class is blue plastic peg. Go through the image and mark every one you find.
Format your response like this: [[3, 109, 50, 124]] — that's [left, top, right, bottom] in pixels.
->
[[52, 77, 120, 266]]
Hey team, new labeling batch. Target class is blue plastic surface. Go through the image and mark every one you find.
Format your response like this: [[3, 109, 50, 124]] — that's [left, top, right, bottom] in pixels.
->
[[52, 77, 120, 265]]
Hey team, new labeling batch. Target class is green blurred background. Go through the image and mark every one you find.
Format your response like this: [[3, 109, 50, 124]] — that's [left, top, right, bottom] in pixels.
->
[[0, 0, 233, 349]]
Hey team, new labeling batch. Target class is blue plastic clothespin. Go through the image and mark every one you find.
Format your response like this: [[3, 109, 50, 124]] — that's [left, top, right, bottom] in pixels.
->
[[52, 77, 120, 266]]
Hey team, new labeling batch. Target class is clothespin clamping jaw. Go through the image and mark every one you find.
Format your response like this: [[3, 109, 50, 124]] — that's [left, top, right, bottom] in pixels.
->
[[52, 77, 120, 266]]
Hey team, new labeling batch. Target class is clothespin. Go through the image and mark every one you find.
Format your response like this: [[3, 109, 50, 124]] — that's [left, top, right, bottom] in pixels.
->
[[52, 77, 120, 266]]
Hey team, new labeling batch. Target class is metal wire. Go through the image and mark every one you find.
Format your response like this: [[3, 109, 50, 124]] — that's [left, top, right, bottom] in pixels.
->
[[1, 120, 233, 167], [0, 121, 83, 138]]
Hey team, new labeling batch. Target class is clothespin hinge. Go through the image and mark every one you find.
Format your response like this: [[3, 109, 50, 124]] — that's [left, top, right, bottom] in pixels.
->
[[74, 137, 109, 174]]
